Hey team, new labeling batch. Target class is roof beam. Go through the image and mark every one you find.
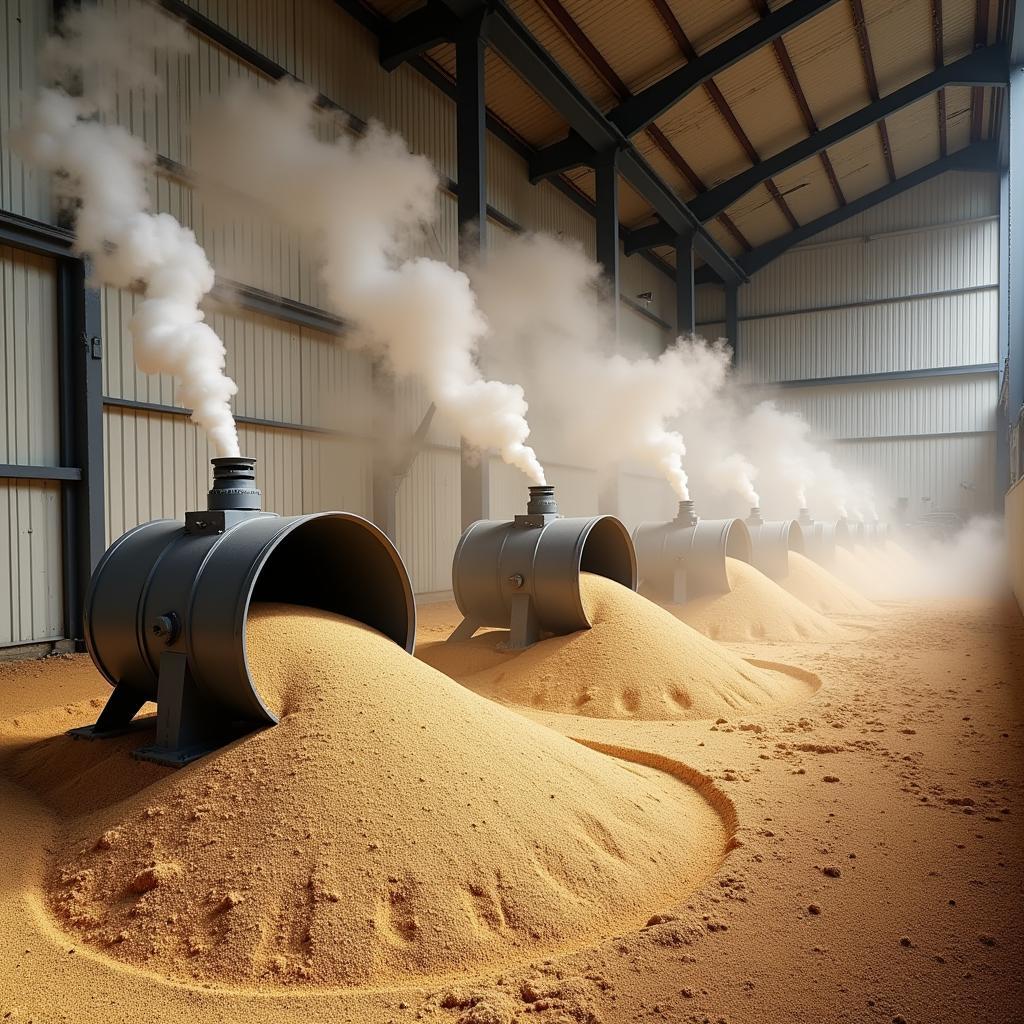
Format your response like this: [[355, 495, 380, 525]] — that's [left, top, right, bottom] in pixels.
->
[[627, 48, 1007, 253], [469, 0, 746, 283], [605, 0, 840, 138], [528, 131, 592, 181], [379, 0, 458, 71], [850, 0, 896, 182], [644, 0, 799, 231], [696, 143, 998, 281]]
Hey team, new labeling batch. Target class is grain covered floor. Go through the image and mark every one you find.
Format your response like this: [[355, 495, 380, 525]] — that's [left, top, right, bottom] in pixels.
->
[[1, 595, 1022, 1024]]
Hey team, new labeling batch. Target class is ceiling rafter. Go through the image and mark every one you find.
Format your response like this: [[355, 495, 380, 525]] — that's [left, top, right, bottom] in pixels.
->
[[849, 0, 896, 182], [971, 0, 991, 142], [622, 47, 1007, 252], [645, 0, 799, 231], [694, 142, 998, 282], [930, 0, 948, 156], [748, 0, 846, 207], [531, 0, 753, 251]]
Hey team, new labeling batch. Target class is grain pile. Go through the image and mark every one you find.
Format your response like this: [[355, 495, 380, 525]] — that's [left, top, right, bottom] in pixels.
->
[[780, 551, 878, 615], [418, 573, 818, 720], [8, 603, 729, 990], [669, 558, 852, 642]]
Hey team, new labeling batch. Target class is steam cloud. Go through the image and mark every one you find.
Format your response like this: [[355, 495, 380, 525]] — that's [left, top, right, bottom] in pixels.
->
[[191, 80, 545, 484], [14, 3, 241, 457], [468, 233, 731, 499]]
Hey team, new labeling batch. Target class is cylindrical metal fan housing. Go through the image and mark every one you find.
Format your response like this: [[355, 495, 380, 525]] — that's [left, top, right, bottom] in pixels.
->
[[633, 502, 752, 602], [451, 499, 636, 638], [745, 507, 804, 580], [84, 459, 416, 729]]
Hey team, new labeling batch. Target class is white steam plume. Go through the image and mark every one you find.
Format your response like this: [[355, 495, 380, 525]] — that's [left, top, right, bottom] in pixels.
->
[[14, 3, 240, 457], [735, 401, 859, 518], [191, 80, 545, 484], [468, 233, 731, 499]]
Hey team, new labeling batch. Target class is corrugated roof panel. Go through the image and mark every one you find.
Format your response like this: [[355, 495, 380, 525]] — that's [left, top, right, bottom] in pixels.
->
[[770, 153, 841, 225], [618, 178, 654, 225], [940, 0, 978, 59], [508, 0, 618, 109], [828, 126, 890, 198], [654, 88, 752, 188], [666, 0, 761, 56], [710, 43, 808, 159], [556, 0, 683, 95], [944, 84, 974, 150], [633, 135, 696, 203], [705, 217, 747, 258], [567, 165, 595, 202], [886, 93, 942, 176], [484, 48, 568, 146], [726, 184, 799, 247], [862, 0, 935, 95], [782, 2, 872, 127]]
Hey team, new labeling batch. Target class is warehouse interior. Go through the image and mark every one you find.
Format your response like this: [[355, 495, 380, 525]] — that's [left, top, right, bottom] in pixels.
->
[[1, 0, 1023, 1021]]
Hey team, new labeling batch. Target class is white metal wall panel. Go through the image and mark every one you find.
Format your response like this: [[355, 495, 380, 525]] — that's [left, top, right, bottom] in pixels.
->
[[0, 0, 51, 222], [696, 285, 726, 325], [825, 434, 995, 520], [0, 245, 63, 646], [743, 289, 997, 382], [741, 171, 999, 516], [0, 480, 63, 646], [396, 446, 461, 594], [743, 218, 997, 317], [773, 375, 998, 439], [620, 250, 673, 327], [1, 246, 59, 464], [102, 408, 321, 540], [810, 171, 999, 243]]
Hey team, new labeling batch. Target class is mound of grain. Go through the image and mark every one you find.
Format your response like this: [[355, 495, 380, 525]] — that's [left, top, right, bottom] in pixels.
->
[[669, 558, 851, 642], [417, 573, 817, 720], [16, 603, 729, 990], [780, 551, 878, 615]]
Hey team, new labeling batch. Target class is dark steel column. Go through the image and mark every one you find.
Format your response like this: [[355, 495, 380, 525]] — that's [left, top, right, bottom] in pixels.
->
[[675, 231, 696, 336], [371, 362, 399, 541], [56, 258, 104, 645], [595, 146, 621, 515], [998, 165, 1010, 501], [725, 282, 740, 367], [1009, 64, 1024, 487], [594, 146, 621, 341], [456, 10, 490, 528]]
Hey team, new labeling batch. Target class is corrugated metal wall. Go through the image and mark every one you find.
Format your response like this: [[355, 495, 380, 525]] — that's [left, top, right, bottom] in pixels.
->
[[0, 245, 64, 645], [702, 170, 999, 519], [0, 0, 678, 614]]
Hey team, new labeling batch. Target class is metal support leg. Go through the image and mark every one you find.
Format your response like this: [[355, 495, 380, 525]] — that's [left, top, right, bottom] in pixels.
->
[[506, 592, 540, 650], [134, 652, 226, 767]]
